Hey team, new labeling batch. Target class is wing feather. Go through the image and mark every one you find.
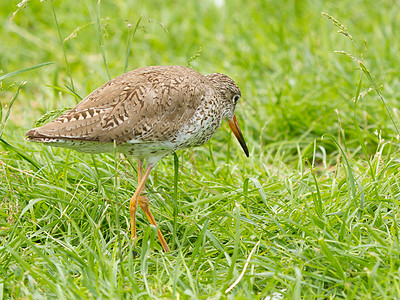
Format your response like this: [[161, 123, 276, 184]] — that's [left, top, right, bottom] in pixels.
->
[[26, 66, 212, 144]]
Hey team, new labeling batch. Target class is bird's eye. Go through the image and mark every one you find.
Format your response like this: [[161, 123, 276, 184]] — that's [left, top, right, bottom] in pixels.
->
[[232, 95, 240, 103]]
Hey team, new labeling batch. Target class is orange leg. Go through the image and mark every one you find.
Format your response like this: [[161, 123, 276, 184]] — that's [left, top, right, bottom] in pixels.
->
[[129, 160, 170, 252], [139, 195, 171, 252], [137, 159, 144, 183], [129, 160, 148, 241]]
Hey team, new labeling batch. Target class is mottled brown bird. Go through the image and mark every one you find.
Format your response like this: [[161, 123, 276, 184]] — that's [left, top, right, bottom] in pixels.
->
[[26, 65, 249, 252]]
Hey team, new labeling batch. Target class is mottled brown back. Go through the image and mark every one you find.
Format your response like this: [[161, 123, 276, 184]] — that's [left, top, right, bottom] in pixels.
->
[[27, 65, 214, 144]]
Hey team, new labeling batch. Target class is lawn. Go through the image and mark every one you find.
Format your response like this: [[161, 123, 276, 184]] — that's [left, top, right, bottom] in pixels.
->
[[1, 0, 400, 298]]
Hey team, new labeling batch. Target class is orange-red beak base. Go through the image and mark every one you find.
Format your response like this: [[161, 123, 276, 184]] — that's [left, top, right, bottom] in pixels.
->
[[228, 114, 249, 157]]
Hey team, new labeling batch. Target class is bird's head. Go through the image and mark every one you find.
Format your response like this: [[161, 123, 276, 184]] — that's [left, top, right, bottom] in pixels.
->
[[205, 72, 249, 157]]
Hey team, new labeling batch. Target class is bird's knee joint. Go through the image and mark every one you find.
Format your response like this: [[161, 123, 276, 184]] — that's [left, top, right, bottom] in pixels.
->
[[129, 200, 138, 214], [139, 196, 149, 210]]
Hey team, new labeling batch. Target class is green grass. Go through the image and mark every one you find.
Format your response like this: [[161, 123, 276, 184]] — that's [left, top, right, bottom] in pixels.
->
[[1, 0, 400, 298]]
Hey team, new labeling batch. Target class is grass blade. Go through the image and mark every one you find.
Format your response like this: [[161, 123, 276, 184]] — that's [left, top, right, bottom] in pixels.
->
[[172, 152, 179, 250], [45, 84, 82, 100], [124, 16, 142, 73], [50, 1, 75, 90], [0, 137, 40, 170], [322, 134, 356, 200], [0, 82, 25, 138], [0, 62, 55, 81], [358, 61, 400, 136]]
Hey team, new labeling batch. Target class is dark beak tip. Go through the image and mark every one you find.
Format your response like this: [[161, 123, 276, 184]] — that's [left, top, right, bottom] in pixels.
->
[[237, 138, 249, 157], [228, 115, 249, 158], [243, 145, 249, 157]]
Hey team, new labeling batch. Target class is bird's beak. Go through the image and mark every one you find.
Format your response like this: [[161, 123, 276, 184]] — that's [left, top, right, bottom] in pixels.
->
[[228, 114, 249, 157]]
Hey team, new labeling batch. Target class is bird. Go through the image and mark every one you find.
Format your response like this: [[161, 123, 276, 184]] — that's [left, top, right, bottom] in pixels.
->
[[26, 65, 249, 253]]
